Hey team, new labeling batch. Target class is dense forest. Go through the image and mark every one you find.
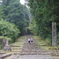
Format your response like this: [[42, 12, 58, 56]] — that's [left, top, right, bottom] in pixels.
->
[[26, 0, 59, 44], [0, 0, 29, 42], [0, 0, 59, 45]]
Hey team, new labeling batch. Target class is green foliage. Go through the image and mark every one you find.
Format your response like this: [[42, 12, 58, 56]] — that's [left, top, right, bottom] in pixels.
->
[[33, 36, 51, 46], [27, 0, 59, 40], [1, 0, 29, 35], [29, 20, 39, 35], [0, 19, 20, 42], [0, 36, 11, 40]]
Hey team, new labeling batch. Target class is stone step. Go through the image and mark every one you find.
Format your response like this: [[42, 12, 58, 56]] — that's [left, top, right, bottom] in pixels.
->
[[11, 45, 22, 47], [52, 53, 59, 56], [5, 53, 25, 59], [20, 51, 51, 55], [4, 55, 14, 59], [11, 51, 20, 52], [0, 52, 6, 55], [11, 48, 22, 50], [12, 49, 21, 51], [11, 47, 22, 48], [0, 53, 12, 59]]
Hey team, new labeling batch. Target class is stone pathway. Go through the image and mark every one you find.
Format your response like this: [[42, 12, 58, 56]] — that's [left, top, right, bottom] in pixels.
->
[[20, 39, 51, 55], [18, 55, 54, 59], [4, 36, 59, 59], [20, 55, 59, 59], [16, 38, 55, 59]]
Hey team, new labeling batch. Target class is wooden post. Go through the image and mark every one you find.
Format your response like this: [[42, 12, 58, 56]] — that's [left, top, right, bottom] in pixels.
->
[[52, 22, 57, 47]]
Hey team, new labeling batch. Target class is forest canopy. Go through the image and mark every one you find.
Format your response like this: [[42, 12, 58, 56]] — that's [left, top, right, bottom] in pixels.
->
[[0, 0, 29, 35], [26, 0, 59, 42], [0, 0, 29, 42]]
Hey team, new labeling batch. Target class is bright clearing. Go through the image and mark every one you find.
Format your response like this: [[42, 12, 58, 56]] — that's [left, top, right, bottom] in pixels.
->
[[20, 0, 25, 5]]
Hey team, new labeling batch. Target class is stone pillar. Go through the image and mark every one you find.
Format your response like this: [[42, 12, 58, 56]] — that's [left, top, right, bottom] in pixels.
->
[[52, 22, 57, 47], [3, 39, 11, 51]]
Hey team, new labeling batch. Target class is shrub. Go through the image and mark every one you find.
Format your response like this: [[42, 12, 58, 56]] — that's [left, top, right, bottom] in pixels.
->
[[0, 19, 20, 42]]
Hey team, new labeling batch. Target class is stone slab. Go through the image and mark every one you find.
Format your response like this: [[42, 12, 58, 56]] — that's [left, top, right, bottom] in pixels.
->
[[18, 55, 53, 59]]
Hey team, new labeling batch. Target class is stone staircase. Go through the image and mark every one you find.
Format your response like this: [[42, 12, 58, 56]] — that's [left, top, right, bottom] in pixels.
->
[[0, 41, 24, 59], [1, 36, 59, 59], [0, 52, 12, 59], [20, 40, 52, 55], [49, 48, 59, 56], [11, 45, 23, 52]]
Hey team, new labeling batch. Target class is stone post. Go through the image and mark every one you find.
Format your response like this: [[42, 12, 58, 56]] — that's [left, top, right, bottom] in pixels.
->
[[52, 22, 57, 47], [3, 39, 11, 51]]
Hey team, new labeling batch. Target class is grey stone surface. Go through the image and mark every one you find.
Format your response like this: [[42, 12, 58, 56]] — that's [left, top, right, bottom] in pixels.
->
[[4, 36, 59, 59], [3, 39, 11, 51], [18, 55, 53, 59], [52, 22, 57, 47], [20, 40, 51, 55]]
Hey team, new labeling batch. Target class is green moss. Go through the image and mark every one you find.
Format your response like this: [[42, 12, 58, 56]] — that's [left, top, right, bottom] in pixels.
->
[[33, 36, 52, 50]]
